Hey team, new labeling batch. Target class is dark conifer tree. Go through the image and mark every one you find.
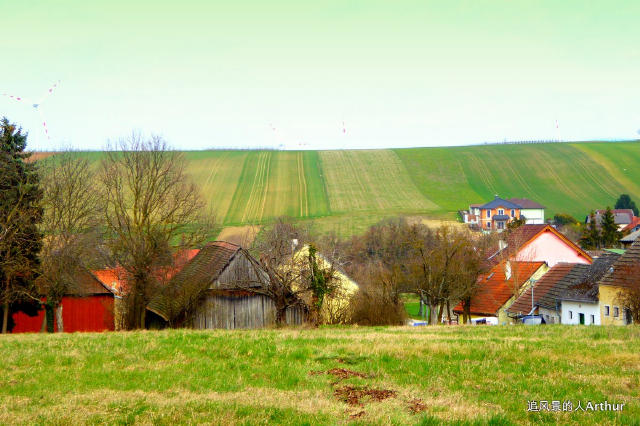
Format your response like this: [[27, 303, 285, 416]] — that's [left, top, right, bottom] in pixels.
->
[[0, 118, 43, 333]]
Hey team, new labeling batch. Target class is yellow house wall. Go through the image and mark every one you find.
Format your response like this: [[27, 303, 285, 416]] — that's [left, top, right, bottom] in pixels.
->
[[599, 285, 628, 326]]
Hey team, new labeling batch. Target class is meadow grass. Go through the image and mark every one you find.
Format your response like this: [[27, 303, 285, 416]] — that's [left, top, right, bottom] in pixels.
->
[[1, 326, 639, 424]]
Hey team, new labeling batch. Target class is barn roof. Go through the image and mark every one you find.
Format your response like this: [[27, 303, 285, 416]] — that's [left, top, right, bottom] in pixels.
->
[[598, 238, 640, 290], [147, 241, 252, 321], [453, 261, 546, 316], [93, 249, 200, 296], [71, 269, 116, 296]]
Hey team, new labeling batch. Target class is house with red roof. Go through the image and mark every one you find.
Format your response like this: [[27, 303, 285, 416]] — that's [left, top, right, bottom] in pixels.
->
[[489, 224, 592, 268], [453, 261, 548, 324]]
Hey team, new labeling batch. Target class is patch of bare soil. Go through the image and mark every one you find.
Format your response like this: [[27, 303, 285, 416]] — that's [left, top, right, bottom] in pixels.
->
[[407, 398, 427, 414], [334, 385, 397, 407], [348, 410, 366, 419]]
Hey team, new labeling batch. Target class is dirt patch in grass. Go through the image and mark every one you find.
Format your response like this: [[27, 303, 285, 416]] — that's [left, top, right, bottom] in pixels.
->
[[334, 385, 397, 406], [407, 398, 427, 414]]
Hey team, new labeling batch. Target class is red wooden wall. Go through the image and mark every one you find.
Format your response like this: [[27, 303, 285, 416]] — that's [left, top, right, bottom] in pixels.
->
[[11, 295, 114, 333]]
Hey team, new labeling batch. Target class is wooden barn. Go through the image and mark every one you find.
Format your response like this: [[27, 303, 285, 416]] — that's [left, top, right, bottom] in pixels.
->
[[11, 269, 116, 333], [147, 241, 306, 329]]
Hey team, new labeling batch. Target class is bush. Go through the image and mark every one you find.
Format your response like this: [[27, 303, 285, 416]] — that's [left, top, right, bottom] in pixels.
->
[[554, 213, 578, 226], [348, 282, 407, 326]]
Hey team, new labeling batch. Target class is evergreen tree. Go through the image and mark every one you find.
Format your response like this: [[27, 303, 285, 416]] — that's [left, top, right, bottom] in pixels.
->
[[0, 118, 43, 333], [615, 194, 639, 216], [601, 206, 621, 247], [580, 211, 600, 249]]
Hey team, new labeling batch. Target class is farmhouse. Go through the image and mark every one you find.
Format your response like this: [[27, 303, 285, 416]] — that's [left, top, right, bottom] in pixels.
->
[[11, 268, 116, 333], [147, 241, 306, 329], [597, 239, 640, 325], [488, 224, 592, 268], [462, 196, 545, 231], [453, 261, 548, 325], [507, 252, 619, 324]]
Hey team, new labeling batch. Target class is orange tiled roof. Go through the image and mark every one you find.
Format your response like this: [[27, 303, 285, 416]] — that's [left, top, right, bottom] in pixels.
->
[[454, 261, 546, 316], [93, 248, 201, 295]]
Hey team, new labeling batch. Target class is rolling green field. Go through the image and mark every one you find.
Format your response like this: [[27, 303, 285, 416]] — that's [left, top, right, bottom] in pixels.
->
[[66, 141, 640, 235], [1, 326, 638, 424]]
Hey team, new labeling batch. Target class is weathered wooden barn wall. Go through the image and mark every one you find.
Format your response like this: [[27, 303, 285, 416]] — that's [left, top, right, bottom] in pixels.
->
[[214, 252, 264, 290], [192, 292, 305, 329], [191, 252, 306, 329]]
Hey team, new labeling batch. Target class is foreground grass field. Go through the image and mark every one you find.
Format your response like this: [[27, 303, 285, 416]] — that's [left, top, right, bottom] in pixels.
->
[[65, 141, 640, 236], [1, 326, 639, 424]]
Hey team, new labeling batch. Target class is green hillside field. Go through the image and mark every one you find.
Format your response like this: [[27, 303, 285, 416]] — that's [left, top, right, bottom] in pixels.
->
[[66, 141, 640, 236]]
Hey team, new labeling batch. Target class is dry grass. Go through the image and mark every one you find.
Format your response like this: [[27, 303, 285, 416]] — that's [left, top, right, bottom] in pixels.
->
[[1, 325, 639, 424]]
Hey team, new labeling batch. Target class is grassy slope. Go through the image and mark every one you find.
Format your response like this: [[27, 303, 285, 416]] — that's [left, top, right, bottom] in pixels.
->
[[62, 142, 640, 235], [396, 142, 640, 219], [1, 327, 638, 424]]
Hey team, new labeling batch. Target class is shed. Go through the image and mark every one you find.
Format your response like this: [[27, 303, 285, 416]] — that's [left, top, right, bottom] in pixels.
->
[[147, 241, 306, 329], [11, 268, 116, 333]]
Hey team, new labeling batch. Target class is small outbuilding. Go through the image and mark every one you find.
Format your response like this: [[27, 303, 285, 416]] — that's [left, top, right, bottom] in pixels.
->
[[11, 269, 116, 333], [147, 241, 306, 329]]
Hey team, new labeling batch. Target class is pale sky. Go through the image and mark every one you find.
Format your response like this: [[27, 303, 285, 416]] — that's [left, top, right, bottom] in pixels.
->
[[1, 0, 640, 151]]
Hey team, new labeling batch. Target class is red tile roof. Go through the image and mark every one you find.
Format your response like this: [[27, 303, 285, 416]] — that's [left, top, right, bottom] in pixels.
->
[[508, 263, 576, 315], [93, 248, 201, 295], [453, 261, 546, 316]]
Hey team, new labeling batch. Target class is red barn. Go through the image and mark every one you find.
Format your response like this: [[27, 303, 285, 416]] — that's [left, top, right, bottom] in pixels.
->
[[11, 269, 116, 333]]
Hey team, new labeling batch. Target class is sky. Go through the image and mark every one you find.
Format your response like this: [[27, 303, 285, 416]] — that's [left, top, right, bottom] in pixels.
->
[[1, 0, 640, 151]]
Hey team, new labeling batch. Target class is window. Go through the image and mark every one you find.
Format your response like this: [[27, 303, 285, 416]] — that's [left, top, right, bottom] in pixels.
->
[[497, 221, 505, 230], [614, 306, 619, 317], [511, 209, 515, 218], [569, 311, 573, 319], [591, 314, 595, 324], [498, 209, 504, 215], [486, 210, 491, 218], [605, 305, 610, 316], [487, 222, 491, 229]]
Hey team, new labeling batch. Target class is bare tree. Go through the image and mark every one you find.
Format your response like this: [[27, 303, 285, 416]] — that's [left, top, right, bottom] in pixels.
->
[[38, 152, 103, 332], [243, 217, 341, 326], [100, 133, 213, 329]]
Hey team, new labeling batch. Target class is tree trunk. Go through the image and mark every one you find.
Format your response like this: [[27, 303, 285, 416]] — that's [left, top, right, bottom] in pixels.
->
[[275, 305, 287, 326], [418, 299, 423, 317], [446, 300, 451, 323], [55, 303, 64, 333], [463, 298, 471, 324], [40, 312, 47, 332], [429, 303, 439, 325], [1, 302, 8, 334], [140, 308, 146, 330]]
